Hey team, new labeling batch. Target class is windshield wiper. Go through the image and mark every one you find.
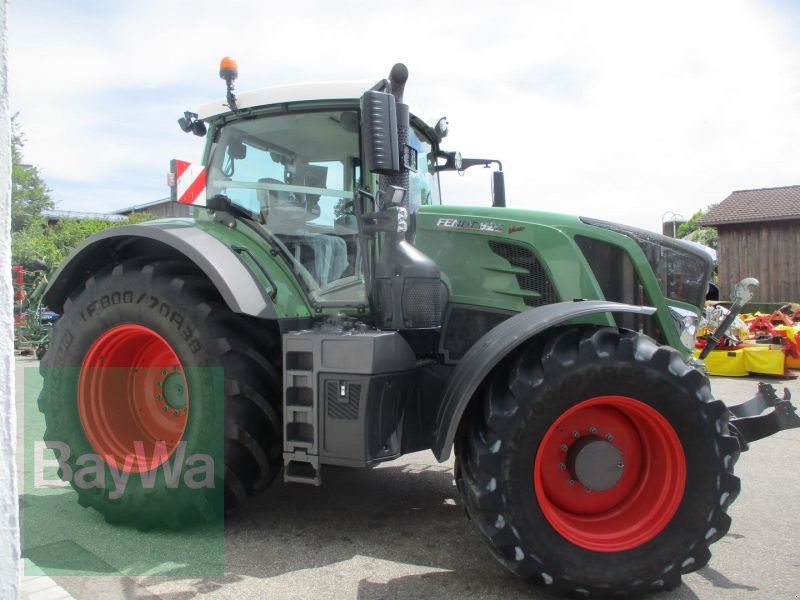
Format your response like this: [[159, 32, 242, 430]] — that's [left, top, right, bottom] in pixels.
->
[[206, 194, 262, 223]]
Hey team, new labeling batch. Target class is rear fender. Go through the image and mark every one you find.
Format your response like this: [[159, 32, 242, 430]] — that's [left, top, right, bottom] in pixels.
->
[[44, 223, 277, 319], [431, 300, 657, 461]]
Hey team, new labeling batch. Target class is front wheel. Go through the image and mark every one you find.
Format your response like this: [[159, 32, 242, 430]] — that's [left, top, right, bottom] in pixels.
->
[[456, 326, 741, 597]]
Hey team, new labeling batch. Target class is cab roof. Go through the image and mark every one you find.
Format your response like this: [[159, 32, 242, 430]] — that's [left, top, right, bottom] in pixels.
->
[[197, 80, 376, 120]]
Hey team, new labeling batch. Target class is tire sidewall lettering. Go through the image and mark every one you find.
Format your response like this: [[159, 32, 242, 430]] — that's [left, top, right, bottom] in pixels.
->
[[68, 289, 204, 355]]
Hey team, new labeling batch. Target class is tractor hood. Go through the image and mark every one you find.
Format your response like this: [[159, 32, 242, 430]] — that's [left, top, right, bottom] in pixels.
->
[[414, 204, 713, 321]]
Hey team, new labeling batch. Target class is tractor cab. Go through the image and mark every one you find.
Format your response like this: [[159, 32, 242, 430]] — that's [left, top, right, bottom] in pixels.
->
[[180, 72, 450, 310]]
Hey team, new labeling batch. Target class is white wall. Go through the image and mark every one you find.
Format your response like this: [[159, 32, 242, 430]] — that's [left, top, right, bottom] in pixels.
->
[[0, 0, 21, 597]]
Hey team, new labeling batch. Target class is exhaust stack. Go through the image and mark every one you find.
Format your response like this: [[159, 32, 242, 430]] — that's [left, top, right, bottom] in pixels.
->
[[360, 64, 447, 333]]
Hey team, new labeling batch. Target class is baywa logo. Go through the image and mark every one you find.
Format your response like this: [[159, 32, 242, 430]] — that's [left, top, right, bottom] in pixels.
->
[[34, 440, 215, 500]]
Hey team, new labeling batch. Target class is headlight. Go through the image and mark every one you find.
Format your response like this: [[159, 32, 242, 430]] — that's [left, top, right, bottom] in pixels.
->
[[669, 306, 699, 351]]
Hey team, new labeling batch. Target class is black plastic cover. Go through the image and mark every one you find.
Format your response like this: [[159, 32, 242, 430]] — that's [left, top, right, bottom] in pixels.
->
[[374, 239, 446, 330], [361, 90, 400, 174], [283, 329, 418, 467]]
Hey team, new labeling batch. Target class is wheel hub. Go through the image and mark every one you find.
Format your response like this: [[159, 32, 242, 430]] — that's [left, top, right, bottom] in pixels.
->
[[566, 436, 624, 491], [162, 371, 187, 410]]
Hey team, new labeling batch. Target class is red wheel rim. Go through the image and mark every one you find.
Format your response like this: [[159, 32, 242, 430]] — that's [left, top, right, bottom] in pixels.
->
[[79, 324, 189, 473], [533, 396, 686, 552]]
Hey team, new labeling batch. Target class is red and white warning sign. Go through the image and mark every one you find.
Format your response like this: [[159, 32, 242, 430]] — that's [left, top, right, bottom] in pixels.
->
[[169, 159, 207, 206]]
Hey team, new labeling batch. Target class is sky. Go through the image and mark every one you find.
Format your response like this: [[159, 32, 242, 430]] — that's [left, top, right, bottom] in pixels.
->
[[8, 0, 800, 233]]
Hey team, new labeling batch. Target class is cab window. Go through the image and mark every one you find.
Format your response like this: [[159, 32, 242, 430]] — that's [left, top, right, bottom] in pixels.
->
[[206, 110, 364, 304], [407, 126, 441, 212]]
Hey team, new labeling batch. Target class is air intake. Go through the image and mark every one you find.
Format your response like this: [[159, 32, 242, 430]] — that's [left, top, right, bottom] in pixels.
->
[[488, 241, 556, 307]]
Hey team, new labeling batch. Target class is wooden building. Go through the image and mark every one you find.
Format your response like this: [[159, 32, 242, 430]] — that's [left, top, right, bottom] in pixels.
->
[[699, 185, 800, 302]]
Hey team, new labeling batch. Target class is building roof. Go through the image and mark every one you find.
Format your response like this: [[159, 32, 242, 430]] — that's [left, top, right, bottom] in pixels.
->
[[112, 197, 172, 214], [699, 185, 800, 226]]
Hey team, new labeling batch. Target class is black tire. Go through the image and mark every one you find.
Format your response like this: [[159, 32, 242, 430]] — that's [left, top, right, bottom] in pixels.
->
[[35, 345, 47, 360], [39, 259, 282, 528], [456, 326, 741, 597]]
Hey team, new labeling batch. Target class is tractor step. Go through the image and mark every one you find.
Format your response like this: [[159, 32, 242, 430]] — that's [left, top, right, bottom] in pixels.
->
[[282, 336, 322, 484], [727, 382, 800, 450], [283, 451, 321, 486]]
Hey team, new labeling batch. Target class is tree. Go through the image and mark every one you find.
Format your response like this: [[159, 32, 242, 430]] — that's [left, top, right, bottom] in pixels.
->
[[9, 115, 158, 267], [11, 115, 54, 231], [677, 205, 718, 249], [11, 214, 156, 267]]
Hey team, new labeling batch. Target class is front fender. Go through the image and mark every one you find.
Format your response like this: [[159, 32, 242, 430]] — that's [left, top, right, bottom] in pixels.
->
[[44, 222, 277, 319], [431, 300, 657, 461]]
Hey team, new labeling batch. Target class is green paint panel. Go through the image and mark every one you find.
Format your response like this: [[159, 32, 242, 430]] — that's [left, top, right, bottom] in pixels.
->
[[416, 205, 687, 352], [415, 207, 596, 311], [191, 214, 313, 319]]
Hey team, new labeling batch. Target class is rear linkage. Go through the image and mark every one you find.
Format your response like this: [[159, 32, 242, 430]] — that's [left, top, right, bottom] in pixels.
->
[[727, 383, 800, 451]]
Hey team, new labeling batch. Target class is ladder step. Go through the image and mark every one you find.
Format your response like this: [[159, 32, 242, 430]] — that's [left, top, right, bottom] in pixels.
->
[[284, 453, 321, 486], [283, 335, 323, 486]]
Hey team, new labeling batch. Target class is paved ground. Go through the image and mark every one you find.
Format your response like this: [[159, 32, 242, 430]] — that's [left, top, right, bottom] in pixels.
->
[[16, 355, 800, 600]]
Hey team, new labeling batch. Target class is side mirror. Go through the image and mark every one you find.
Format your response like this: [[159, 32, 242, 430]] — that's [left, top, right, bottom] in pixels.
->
[[492, 171, 506, 208], [434, 117, 449, 141], [360, 90, 400, 174]]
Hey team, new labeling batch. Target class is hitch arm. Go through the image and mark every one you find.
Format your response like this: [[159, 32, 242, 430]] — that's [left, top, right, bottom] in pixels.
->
[[727, 383, 800, 450]]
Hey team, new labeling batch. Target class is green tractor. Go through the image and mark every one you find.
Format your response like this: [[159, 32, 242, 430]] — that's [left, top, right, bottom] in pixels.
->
[[39, 60, 799, 596]]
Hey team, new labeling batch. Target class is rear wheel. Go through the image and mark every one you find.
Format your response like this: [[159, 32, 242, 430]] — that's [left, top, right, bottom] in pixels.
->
[[456, 326, 741, 597], [39, 260, 282, 528]]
